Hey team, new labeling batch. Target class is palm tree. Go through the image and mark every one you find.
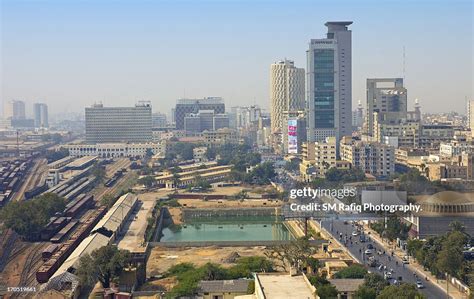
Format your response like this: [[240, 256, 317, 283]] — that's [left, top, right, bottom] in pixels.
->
[[449, 221, 466, 234]]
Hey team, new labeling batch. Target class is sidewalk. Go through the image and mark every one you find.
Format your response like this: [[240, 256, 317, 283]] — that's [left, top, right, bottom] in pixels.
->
[[363, 224, 467, 299]]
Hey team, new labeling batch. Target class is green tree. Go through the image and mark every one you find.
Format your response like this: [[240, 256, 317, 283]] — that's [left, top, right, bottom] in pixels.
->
[[138, 175, 156, 188], [100, 194, 116, 208], [333, 264, 368, 279], [91, 164, 106, 183], [0, 193, 66, 240], [76, 245, 130, 288], [363, 273, 389, 293], [377, 283, 425, 299], [354, 285, 376, 299], [437, 230, 468, 277], [316, 283, 338, 299]]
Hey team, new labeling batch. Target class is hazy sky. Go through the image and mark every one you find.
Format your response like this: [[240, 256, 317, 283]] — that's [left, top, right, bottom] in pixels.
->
[[1, 0, 473, 118]]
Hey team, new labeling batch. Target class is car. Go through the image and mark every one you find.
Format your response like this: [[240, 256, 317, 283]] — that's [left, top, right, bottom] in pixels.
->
[[416, 281, 424, 289], [377, 250, 383, 255], [359, 235, 366, 242], [343, 220, 349, 225], [384, 272, 392, 279], [367, 244, 374, 250], [365, 249, 373, 255], [402, 257, 410, 264], [352, 231, 359, 236]]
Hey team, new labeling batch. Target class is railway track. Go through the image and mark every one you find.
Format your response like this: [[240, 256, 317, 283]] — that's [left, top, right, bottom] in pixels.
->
[[9, 243, 46, 298]]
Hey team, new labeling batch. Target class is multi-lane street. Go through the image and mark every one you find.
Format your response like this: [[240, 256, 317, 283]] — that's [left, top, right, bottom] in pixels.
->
[[321, 219, 448, 299]]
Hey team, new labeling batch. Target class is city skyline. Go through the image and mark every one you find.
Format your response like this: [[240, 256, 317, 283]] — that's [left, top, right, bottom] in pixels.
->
[[1, 0, 473, 117]]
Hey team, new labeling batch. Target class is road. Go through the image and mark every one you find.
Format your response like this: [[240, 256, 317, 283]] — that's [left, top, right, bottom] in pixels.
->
[[321, 219, 448, 299]]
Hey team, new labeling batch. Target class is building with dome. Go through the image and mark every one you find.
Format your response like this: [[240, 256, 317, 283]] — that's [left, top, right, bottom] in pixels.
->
[[404, 191, 474, 238]]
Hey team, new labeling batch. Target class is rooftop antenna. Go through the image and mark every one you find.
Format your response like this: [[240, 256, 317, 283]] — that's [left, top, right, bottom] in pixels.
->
[[403, 46, 406, 82]]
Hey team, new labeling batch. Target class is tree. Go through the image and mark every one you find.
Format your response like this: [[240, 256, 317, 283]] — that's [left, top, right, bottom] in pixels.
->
[[437, 230, 468, 277], [91, 164, 106, 183], [316, 283, 338, 299], [284, 158, 300, 172], [449, 221, 466, 234], [360, 273, 388, 296], [0, 193, 66, 240], [354, 285, 376, 299], [265, 237, 316, 272], [100, 194, 117, 208], [333, 264, 367, 279], [76, 245, 130, 288], [377, 283, 425, 299], [138, 175, 156, 188]]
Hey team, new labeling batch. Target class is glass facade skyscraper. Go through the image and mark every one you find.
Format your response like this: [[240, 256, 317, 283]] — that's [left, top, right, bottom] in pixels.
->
[[307, 21, 353, 155]]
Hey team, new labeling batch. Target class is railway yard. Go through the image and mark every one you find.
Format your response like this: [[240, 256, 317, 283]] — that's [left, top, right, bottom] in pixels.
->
[[0, 156, 136, 297]]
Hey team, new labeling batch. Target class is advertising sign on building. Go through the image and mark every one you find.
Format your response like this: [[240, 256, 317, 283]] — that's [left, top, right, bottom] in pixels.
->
[[288, 119, 298, 154]]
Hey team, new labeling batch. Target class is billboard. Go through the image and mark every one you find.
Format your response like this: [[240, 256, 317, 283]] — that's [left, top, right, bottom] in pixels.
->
[[288, 119, 298, 154]]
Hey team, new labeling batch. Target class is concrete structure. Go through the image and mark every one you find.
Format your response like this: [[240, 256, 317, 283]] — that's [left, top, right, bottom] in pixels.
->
[[352, 100, 364, 129], [91, 193, 138, 242], [197, 280, 251, 299], [3, 100, 26, 120], [248, 273, 316, 299], [281, 110, 307, 154], [155, 164, 232, 189], [270, 60, 305, 136], [340, 137, 395, 178], [175, 97, 225, 130], [184, 110, 229, 133], [329, 279, 364, 299], [202, 128, 240, 147], [405, 191, 474, 238], [85, 102, 152, 143], [34, 103, 49, 128], [300, 137, 352, 182], [66, 142, 165, 158], [152, 112, 167, 128], [365, 78, 407, 137], [307, 21, 352, 148], [439, 136, 473, 157], [468, 100, 474, 137], [193, 146, 208, 163], [230, 105, 262, 128]]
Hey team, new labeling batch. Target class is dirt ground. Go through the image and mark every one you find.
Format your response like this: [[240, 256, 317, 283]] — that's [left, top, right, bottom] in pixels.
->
[[147, 246, 268, 276], [174, 184, 276, 197]]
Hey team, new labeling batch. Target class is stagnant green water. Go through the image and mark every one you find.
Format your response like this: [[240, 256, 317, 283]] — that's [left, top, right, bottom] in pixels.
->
[[160, 215, 293, 242]]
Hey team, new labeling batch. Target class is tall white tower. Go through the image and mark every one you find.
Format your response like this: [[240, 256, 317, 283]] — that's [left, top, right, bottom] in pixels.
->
[[270, 60, 305, 135]]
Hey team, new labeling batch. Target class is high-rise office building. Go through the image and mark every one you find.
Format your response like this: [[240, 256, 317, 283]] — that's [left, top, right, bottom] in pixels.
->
[[85, 102, 152, 143], [352, 100, 364, 128], [152, 112, 167, 128], [307, 21, 353, 148], [184, 110, 229, 133], [174, 97, 225, 130], [4, 100, 26, 120], [270, 60, 305, 135], [365, 78, 407, 137], [33, 103, 49, 128]]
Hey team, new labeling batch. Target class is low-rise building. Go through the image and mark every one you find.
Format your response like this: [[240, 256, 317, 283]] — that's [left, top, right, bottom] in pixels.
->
[[329, 279, 365, 299], [197, 280, 251, 299], [193, 147, 208, 163], [66, 142, 166, 158], [240, 273, 316, 299], [203, 128, 240, 147], [156, 163, 232, 189], [340, 137, 395, 178]]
